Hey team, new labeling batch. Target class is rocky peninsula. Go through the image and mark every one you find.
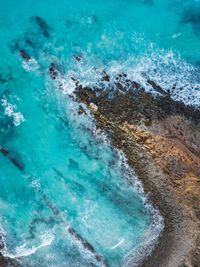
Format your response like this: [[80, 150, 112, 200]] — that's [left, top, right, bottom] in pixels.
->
[[75, 74, 200, 267]]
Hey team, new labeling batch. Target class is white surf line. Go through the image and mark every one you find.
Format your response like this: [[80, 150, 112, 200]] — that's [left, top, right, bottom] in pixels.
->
[[111, 238, 125, 250], [2, 232, 54, 259]]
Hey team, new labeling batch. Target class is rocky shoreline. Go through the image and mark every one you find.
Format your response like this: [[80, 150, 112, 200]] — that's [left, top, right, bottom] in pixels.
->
[[75, 78, 200, 267]]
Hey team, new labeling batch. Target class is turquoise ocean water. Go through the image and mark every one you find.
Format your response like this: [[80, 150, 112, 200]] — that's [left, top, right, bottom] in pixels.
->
[[0, 0, 199, 266]]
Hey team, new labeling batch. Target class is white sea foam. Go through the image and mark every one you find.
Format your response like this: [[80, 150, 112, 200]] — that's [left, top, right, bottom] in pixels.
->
[[60, 43, 200, 108], [0, 222, 6, 251], [111, 238, 125, 250], [31, 179, 41, 190], [43, 29, 200, 108], [57, 74, 76, 95], [1, 231, 54, 259], [22, 58, 40, 72], [1, 98, 25, 126]]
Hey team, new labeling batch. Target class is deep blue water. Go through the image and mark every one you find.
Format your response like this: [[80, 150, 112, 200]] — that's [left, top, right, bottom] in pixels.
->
[[0, 0, 199, 266]]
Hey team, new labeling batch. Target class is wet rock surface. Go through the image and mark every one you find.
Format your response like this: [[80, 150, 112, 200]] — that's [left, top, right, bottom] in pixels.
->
[[0, 255, 20, 267]]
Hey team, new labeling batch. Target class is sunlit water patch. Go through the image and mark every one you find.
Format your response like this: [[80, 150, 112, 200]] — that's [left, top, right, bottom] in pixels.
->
[[0, 0, 199, 266]]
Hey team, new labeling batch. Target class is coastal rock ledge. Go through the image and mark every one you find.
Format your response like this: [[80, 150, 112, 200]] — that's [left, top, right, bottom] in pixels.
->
[[75, 77, 200, 267]]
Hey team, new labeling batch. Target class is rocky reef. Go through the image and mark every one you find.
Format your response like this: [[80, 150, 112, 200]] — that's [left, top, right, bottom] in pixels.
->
[[75, 76, 200, 267]]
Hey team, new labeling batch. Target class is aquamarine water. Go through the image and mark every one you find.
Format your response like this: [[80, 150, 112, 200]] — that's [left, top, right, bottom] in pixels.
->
[[0, 0, 200, 266]]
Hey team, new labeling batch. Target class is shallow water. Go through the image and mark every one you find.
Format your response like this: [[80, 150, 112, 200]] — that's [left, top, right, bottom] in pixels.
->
[[0, 0, 199, 266]]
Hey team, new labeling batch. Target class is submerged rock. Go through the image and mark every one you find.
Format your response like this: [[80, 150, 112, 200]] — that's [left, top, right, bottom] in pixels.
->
[[182, 6, 200, 36], [49, 62, 60, 80], [30, 16, 52, 38], [19, 49, 31, 61]]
